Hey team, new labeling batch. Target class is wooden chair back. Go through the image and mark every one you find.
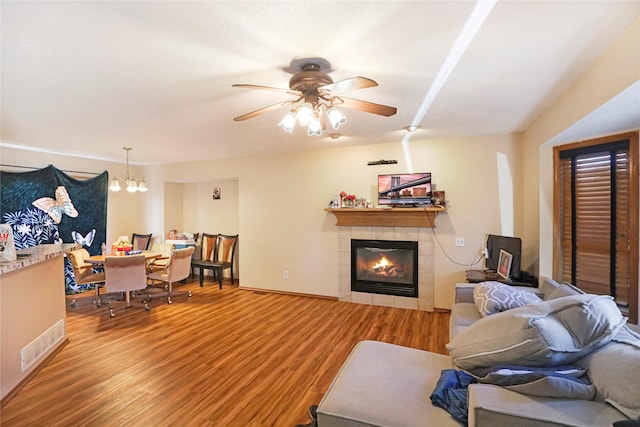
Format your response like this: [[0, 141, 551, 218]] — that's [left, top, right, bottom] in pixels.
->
[[200, 233, 219, 262], [215, 234, 238, 264]]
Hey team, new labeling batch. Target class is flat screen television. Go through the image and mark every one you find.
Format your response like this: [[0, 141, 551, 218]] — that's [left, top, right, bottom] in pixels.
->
[[485, 234, 522, 279], [378, 173, 432, 206]]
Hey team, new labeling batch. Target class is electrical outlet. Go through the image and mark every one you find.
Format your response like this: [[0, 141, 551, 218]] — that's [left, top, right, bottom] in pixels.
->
[[455, 237, 465, 247], [283, 270, 288, 279]]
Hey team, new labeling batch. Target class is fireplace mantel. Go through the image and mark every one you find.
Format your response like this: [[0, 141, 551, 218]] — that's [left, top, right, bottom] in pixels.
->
[[325, 206, 445, 228]]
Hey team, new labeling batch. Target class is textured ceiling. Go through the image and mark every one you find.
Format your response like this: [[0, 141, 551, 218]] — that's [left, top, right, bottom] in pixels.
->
[[1, 1, 638, 165]]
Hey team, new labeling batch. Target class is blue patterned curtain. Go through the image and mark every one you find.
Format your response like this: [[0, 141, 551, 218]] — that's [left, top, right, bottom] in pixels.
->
[[0, 165, 108, 293]]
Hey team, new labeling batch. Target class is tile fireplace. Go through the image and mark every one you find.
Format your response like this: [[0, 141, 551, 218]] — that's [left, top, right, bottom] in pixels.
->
[[351, 239, 418, 298], [338, 227, 434, 311]]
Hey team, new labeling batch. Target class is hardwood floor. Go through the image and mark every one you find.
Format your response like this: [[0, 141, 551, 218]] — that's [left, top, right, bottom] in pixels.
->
[[0, 278, 450, 426]]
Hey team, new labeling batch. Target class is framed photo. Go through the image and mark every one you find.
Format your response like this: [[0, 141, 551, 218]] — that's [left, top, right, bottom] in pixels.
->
[[432, 190, 445, 207], [497, 249, 513, 280], [212, 187, 221, 200]]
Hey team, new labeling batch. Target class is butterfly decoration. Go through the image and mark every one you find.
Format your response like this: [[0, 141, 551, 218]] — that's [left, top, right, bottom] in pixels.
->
[[72, 229, 96, 247], [32, 186, 79, 224]]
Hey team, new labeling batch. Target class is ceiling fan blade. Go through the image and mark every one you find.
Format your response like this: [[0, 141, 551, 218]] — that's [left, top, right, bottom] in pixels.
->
[[233, 101, 291, 121], [232, 84, 301, 96], [336, 97, 397, 117], [319, 76, 378, 94]]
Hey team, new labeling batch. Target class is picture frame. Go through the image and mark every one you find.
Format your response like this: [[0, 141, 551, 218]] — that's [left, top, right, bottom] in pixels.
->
[[497, 249, 513, 280], [432, 190, 445, 207], [212, 187, 221, 200]]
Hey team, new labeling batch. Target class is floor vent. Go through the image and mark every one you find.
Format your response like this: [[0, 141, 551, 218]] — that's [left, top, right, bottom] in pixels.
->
[[21, 319, 65, 372]]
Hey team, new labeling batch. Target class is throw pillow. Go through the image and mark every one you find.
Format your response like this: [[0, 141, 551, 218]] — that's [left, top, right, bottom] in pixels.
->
[[473, 281, 542, 317], [446, 294, 626, 370]]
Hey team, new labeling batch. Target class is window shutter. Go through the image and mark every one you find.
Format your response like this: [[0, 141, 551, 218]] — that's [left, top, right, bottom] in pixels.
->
[[558, 143, 632, 308], [614, 149, 631, 306]]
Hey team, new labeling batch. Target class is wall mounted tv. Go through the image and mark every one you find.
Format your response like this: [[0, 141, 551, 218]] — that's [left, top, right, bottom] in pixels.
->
[[485, 234, 522, 279], [378, 173, 432, 206]]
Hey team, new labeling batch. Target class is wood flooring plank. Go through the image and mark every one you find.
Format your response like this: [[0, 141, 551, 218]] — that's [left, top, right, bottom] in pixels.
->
[[0, 278, 450, 426]]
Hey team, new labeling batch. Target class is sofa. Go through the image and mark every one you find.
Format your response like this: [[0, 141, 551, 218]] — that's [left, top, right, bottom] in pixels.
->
[[316, 278, 640, 426]]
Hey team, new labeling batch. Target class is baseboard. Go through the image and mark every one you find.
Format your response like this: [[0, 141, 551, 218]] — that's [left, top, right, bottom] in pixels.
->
[[238, 286, 338, 301], [0, 337, 69, 408], [237, 287, 452, 312]]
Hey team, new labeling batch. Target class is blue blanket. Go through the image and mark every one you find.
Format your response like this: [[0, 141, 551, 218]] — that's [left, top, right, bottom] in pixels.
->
[[431, 365, 595, 425], [430, 369, 476, 425]]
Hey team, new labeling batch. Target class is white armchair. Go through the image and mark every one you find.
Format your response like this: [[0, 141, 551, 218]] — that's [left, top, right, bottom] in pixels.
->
[[104, 254, 148, 317], [145, 246, 195, 304]]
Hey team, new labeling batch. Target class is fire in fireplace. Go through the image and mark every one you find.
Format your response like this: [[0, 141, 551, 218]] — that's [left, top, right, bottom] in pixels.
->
[[351, 239, 418, 297]]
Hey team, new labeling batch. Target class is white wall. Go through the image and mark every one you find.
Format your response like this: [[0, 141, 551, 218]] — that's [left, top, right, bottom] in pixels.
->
[[163, 182, 183, 241], [182, 179, 239, 236], [522, 18, 639, 319], [152, 134, 521, 308]]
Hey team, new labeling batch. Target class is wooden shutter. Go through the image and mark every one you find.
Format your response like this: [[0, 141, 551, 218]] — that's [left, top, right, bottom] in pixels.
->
[[556, 134, 637, 322]]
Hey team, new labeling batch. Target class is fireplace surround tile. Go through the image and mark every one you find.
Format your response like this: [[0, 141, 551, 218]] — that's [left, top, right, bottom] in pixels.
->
[[394, 227, 419, 241], [372, 294, 395, 307], [394, 296, 419, 310], [336, 226, 434, 311], [351, 292, 373, 305]]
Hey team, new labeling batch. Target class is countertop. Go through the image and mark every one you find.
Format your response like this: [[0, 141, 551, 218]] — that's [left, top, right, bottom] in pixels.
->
[[0, 243, 79, 276]]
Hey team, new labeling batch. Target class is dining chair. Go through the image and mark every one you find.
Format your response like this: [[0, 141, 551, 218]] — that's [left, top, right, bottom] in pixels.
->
[[193, 234, 238, 289], [104, 254, 149, 317], [190, 232, 218, 279], [67, 248, 106, 305], [131, 233, 153, 251], [145, 246, 195, 304], [147, 241, 174, 273]]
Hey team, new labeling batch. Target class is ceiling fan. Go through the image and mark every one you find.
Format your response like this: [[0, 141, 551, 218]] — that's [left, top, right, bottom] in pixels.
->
[[232, 58, 397, 135]]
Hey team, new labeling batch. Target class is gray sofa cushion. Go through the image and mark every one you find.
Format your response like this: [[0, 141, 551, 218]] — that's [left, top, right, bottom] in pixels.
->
[[473, 281, 541, 316], [449, 302, 482, 341], [468, 384, 629, 427], [544, 283, 583, 300], [575, 326, 640, 420], [468, 365, 595, 400], [317, 340, 459, 427], [447, 294, 626, 370]]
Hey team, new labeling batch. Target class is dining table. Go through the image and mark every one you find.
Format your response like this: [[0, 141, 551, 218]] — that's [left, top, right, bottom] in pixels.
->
[[84, 251, 162, 266]]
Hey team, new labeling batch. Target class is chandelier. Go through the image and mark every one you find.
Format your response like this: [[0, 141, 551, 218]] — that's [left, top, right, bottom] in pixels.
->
[[108, 147, 148, 193]]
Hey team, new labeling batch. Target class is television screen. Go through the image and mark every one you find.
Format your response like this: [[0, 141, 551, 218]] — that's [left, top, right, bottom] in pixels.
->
[[485, 234, 522, 279], [378, 173, 432, 206]]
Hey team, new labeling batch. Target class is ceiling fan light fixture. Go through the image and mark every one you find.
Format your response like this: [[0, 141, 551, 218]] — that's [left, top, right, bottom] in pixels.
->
[[233, 57, 396, 137], [326, 107, 347, 129], [307, 115, 322, 136], [278, 111, 296, 133], [297, 102, 314, 126]]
